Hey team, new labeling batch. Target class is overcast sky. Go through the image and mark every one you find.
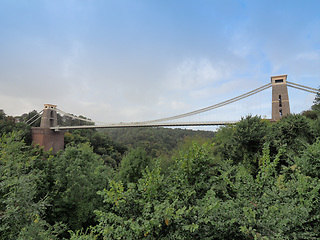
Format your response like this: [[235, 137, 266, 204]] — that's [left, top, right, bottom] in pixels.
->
[[0, 0, 319, 125]]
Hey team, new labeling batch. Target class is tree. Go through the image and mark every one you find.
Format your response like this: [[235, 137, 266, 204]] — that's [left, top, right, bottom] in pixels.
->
[[196, 146, 320, 239], [0, 109, 5, 120], [311, 86, 320, 114], [301, 110, 318, 120], [118, 147, 152, 184], [92, 142, 320, 239], [94, 142, 220, 239], [64, 130, 127, 168], [0, 131, 63, 239], [296, 138, 320, 179], [215, 115, 270, 173], [266, 114, 315, 164], [103, 127, 215, 158], [0, 110, 31, 143], [41, 143, 110, 234]]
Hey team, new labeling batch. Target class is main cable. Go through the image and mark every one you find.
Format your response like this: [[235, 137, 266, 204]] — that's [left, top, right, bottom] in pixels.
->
[[25, 110, 43, 124], [50, 81, 317, 127], [140, 83, 272, 123], [28, 114, 42, 126], [287, 83, 318, 94], [287, 81, 318, 92], [56, 108, 96, 124]]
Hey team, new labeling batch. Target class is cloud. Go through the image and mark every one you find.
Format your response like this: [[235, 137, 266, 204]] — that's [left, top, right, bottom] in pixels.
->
[[167, 58, 223, 90], [295, 52, 320, 61], [62, 41, 84, 79]]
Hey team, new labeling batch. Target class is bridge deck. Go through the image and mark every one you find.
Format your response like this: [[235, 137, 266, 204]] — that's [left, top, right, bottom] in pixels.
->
[[50, 121, 238, 131]]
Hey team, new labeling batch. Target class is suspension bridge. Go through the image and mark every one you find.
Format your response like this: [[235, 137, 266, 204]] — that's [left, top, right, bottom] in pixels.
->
[[28, 75, 318, 153]]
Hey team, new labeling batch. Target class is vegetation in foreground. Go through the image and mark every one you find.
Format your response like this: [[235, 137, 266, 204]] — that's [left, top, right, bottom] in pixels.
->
[[1, 90, 320, 239]]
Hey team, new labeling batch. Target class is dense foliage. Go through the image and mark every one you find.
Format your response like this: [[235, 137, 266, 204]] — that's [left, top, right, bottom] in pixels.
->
[[102, 127, 215, 158], [1, 92, 320, 239]]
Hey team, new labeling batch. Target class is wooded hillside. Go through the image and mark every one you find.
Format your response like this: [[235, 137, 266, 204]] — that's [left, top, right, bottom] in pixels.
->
[[1, 91, 320, 239]]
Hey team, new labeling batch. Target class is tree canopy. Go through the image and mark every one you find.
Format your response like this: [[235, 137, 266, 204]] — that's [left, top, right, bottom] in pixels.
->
[[1, 102, 320, 239]]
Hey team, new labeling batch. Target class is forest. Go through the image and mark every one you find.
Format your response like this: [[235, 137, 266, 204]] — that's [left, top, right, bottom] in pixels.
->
[[1, 90, 320, 239]]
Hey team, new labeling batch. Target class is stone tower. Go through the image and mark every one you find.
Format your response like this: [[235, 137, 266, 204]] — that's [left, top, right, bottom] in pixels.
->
[[31, 104, 65, 154], [40, 104, 58, 128], [271, 75, 290, 120]]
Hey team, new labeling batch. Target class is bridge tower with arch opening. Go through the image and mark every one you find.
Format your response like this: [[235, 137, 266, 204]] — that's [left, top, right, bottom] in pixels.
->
[[271, 75, 290, 120], [31, 104, 65, 154]]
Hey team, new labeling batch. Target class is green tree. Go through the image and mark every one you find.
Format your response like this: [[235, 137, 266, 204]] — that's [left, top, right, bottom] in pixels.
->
[[215, 115, 270, 173], [0, 109, 31, 143], [64, 130, 127, 168], [302, 110, 318, 120], [296, 138, 320, 179], [311, 86, 320, 114], [42, 143, 110, 233], [118, 147, 152, 184], [103, 127, 215, 158], [0, 132, 62, 239], [94, 142, 220, 239], [196, 146, 320, 239], [92, 142, 320, 239], [266, 114, 315, 165], [0, 109, 5, 120]]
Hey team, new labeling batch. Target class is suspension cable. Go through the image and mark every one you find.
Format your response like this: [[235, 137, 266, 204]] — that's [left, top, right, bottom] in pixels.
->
[[287, 81, 318, 92], [141, 83, 272, 123], [287, 84, 318, 94], [28, 114, 42, 126], [56, 108, 96, 124], [54, 81, 316, 126], [25, 110, 43, 124]]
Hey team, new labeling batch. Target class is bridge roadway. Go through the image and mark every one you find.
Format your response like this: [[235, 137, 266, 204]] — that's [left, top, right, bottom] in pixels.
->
[[50, 121, 238, 131]]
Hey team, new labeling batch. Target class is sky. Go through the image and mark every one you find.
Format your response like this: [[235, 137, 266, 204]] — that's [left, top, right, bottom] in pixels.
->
[[0, 0, 319, 126]]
